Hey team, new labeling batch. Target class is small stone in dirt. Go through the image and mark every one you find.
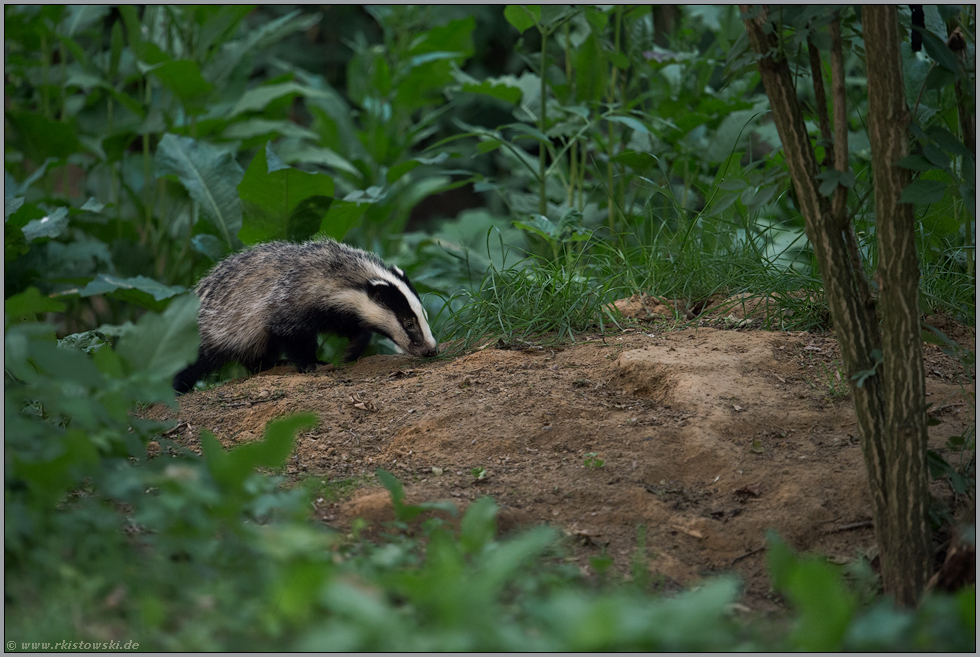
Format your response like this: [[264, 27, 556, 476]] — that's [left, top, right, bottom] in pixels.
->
[[735, 483, 763, 497]]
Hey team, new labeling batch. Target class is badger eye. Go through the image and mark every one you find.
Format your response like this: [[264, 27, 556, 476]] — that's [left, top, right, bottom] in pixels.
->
[[405, 318, 418, 330]]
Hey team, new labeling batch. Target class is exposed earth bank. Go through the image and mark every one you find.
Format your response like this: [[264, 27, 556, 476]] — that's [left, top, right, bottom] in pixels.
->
[[148, 309, 975, 610]]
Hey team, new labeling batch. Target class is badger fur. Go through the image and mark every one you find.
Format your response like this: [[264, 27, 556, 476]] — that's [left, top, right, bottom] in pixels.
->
[[173, 239, 438, 393]]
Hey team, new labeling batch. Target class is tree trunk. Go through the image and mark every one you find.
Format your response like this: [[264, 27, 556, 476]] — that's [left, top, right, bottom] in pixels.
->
[[862, 4, 931, 605], [740, 5, 932, 605]]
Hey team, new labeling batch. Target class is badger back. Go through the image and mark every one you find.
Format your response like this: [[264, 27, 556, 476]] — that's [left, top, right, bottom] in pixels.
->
[[194, 246, 288, 359]]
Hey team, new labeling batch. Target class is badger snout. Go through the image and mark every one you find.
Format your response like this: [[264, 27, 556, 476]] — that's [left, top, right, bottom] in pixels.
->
[[410, 342, 439, 358]]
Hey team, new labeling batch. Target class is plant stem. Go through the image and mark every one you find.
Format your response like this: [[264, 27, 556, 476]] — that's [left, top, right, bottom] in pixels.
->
[[41, 35, 51, 119], [565, 22, 576, 209], [539, 25, 549, 217], [607, 6, 624, 231], [143, 75, 154, 237], [59, 39, 70, 195]]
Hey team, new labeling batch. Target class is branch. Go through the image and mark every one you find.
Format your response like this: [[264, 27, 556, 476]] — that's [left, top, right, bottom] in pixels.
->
[[829, 14, 849, 219], [828, 12, 872, 309], [807, 37, 834, 166]]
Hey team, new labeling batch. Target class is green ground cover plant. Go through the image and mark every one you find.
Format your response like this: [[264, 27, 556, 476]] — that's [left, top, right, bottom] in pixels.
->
[[5, 4, 975, 650]]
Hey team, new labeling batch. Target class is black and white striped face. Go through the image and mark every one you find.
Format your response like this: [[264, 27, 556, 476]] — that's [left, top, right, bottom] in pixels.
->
[[362, 266, 438, 358]]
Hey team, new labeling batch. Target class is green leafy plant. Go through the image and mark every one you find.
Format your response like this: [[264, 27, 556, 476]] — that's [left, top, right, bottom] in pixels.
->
[[3, 6, 975, 650], [583, 452, 605, 469]]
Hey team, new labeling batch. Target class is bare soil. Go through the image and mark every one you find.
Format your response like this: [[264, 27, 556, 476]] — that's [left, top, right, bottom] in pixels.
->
[[146, 301, 975, 611]]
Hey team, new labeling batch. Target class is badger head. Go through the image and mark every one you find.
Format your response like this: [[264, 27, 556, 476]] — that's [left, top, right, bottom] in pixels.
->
[[363, 270, 438, 358]]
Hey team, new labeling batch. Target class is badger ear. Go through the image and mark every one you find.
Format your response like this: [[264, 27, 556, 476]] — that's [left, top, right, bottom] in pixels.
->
[[366, 279, 393, 303]]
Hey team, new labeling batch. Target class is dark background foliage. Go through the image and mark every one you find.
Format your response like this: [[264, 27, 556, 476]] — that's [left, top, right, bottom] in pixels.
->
[[4, 5, 975, 650]]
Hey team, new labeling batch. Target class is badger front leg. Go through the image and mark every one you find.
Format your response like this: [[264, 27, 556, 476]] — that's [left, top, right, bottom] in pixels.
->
[[275, 333, 321, 373], [344, 329, 374, 362]]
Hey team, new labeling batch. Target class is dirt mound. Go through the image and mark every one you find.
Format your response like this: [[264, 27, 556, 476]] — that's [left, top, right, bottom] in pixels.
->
[[147, 321, 975, 611], [612, 291, 828, 328]]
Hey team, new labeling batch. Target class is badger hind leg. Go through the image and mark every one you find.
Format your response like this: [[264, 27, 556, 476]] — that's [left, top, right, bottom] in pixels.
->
[[173, 347, 228, 393]]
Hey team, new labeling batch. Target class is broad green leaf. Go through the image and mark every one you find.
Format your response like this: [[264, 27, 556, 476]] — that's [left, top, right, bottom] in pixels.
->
[[376, 468, 420, 522], [222, 119, 319, 142], [922, 143, 951, 170], [923, 65, 957, 92], [91, 339, 124, 377], [387, 160, 423, 183], [505, 5, 540, 33], [6, 158, 56, 198], [475, 525, 556, 595], [13, 430, 100, 509], [896, 154, 935, 172], [460, 496, 499, 555], [230, 81, 331, 117], [514, 214, 559, 240], [926, 126, 973, 158], [718, 178, 748, 192], [409, 50, 469, 69], [64, 70, 107, 91], [413, 18, 475, 58], [28, 341, 105, 389], [317, 200, 368, 241], [151, 60, 214, 115], [843, 601, 914, 650], [280, 143, 362, 178], [539, 4, 577, 28], [477, 139, 503, 154], [612, 150, 657, 171], [155, 134, 244, 249], [376, 468, 406, 506], [78, 274, 186, 302], [79, 198, 107, 213], [584, 5, 611, 31], [917, 27, 961, 72], [507, 122, 552, 143], [191, 234, 226, 261], [460, 79, 523, 105], [606, 114, 651, 135], [116, 293, 201, 379], [607, 49, 630, 69], [5, 287, 67, 324], [818, 170, 841, 197], [195, 5, 254, 55], [59, 330, 111, 355], [6, 111, 82, 162], [4, 196, 25, 222], [60, 5, 109, 36], [346, 47, 388, 108], [575, 33, 607, 103], [4, 324, 56, 382], [22, 207, 69, 241], [287, 196, 334, 242], [206, 414, 317, 492], [767, 535, 855, 651], [109, 18, 123, 76], [238, 143, 335, 244], [708, 192, 739, 216], [900, 179, 947, 205], [202, 10, 321, 87], [745, 183, 778, 212]]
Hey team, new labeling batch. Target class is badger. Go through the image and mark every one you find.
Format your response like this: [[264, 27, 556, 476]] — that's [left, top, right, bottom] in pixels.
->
[[172, 239, 438, 393]]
